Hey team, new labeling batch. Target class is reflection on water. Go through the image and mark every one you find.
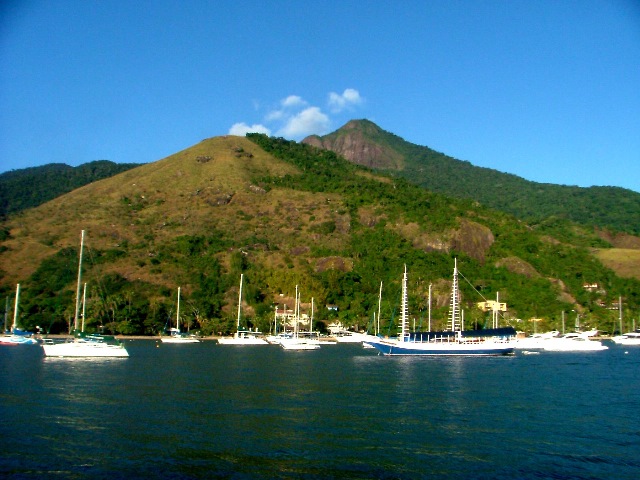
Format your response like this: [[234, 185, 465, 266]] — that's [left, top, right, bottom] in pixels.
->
[[1, 341, 639, 479]]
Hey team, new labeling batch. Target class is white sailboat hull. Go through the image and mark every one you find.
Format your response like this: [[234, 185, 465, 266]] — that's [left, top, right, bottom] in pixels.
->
[[279, 338, 320, 350], [42, 339, 129, 357], [161, 336, 200, 343], [217, 333, 268, 345]]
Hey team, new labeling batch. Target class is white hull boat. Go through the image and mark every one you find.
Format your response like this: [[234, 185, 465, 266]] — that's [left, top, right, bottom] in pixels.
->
[[218, 331, 269, 345], [279, 337, 320, 350], [612, 331, 640, 346], [543, 332, 608, 351], [514, 331, 560, 349], [42, 336, 129, 357]]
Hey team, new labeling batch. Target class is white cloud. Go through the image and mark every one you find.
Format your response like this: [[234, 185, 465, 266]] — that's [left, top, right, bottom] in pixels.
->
[[228, 122, 271, 136], [281, 95, 307, 108], [277, 107, 330, 138], [328, 88, 363, 112], [266, 95, 307, 121], [230, 89, 363, 140], [265, 109, 285, 122]]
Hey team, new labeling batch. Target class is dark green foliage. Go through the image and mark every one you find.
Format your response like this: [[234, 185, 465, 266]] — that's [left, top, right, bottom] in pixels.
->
[[313, 120, 640, 235], [19, 247, 80, 333], [0, 160, 141, 217]]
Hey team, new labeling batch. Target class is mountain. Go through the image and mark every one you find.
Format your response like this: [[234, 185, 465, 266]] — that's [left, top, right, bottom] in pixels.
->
[[0, 160, 141, 218], [1, 134, 638, 337], [303, 120, 640, 236]]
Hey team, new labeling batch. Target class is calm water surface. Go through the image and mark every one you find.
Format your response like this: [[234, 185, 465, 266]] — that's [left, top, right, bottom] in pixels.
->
[[1, 341, 639, 479]]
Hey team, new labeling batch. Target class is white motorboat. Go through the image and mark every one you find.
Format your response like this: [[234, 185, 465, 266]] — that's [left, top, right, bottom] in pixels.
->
[[514, 331, 560, 349], [543, 332, 608, 351], [611, 330, 640, 346]]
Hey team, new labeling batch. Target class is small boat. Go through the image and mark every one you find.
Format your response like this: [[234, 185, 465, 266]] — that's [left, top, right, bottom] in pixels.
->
[[1, 284, 39, 346], [612, 330, 640, 346], [543, 332, 608, 351], [366, 261, 515, 356], [217, 274, 268, 345], [161, 287, 200, 343], [42, 230, 129, 358]]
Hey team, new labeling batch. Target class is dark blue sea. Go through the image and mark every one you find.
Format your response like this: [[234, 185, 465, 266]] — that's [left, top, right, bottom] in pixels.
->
[[1, 340, 639, 479]]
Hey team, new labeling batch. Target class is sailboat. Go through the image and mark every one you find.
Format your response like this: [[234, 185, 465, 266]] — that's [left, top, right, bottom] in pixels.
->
[[161, 287, 200, 343], [0, 284, 39, 346], [217, 274, 268, 345], [365, 260, 515, 356], [612, 296, 640, 346], [280, 286, 320, 350], [41, 230, 129, 357]]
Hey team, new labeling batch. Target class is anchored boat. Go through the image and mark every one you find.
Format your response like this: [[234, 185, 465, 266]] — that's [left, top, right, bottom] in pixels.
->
[[366, 260, 515, 356]]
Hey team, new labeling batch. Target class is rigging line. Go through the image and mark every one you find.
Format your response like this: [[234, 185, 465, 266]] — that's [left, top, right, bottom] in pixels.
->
[[457, 268, 508, 322], [457, 269, 489, 302]]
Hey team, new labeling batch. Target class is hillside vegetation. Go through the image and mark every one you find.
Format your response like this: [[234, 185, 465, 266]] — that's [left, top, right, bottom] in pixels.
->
[[1, 134, 638, 337], [304, 120, 640, 235], [0, 161, 141, 218]]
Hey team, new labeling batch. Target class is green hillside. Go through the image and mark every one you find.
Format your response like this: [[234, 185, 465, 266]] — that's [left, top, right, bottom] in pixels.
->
[[305, 120, 640, 235], [0, 160, 141, 218], [1, 135, 638, 337]]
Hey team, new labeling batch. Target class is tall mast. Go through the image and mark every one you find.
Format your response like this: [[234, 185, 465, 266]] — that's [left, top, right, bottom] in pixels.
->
[[12, 283, 20, 331], [273, 305, 278, 334], [236, 274, 243, 329], [73, 230, 85, 332], [294, 285, 299, 338], [399, 265, 409, 342], [619, 296, 623, 334], [428, 283, 432, 331], [81, 283, 87, 332], [377, 281, 383, 336], [4, 296, 8, 333], [177, 287, 181, 332], [447, 258, 461, 332]]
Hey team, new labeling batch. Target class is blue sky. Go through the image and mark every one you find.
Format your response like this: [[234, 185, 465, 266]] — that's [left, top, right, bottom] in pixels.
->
[[1, 0, 639, 192]]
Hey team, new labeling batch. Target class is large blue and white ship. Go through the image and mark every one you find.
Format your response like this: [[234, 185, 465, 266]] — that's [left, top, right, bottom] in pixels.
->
[[366, 261, 515, 356]]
